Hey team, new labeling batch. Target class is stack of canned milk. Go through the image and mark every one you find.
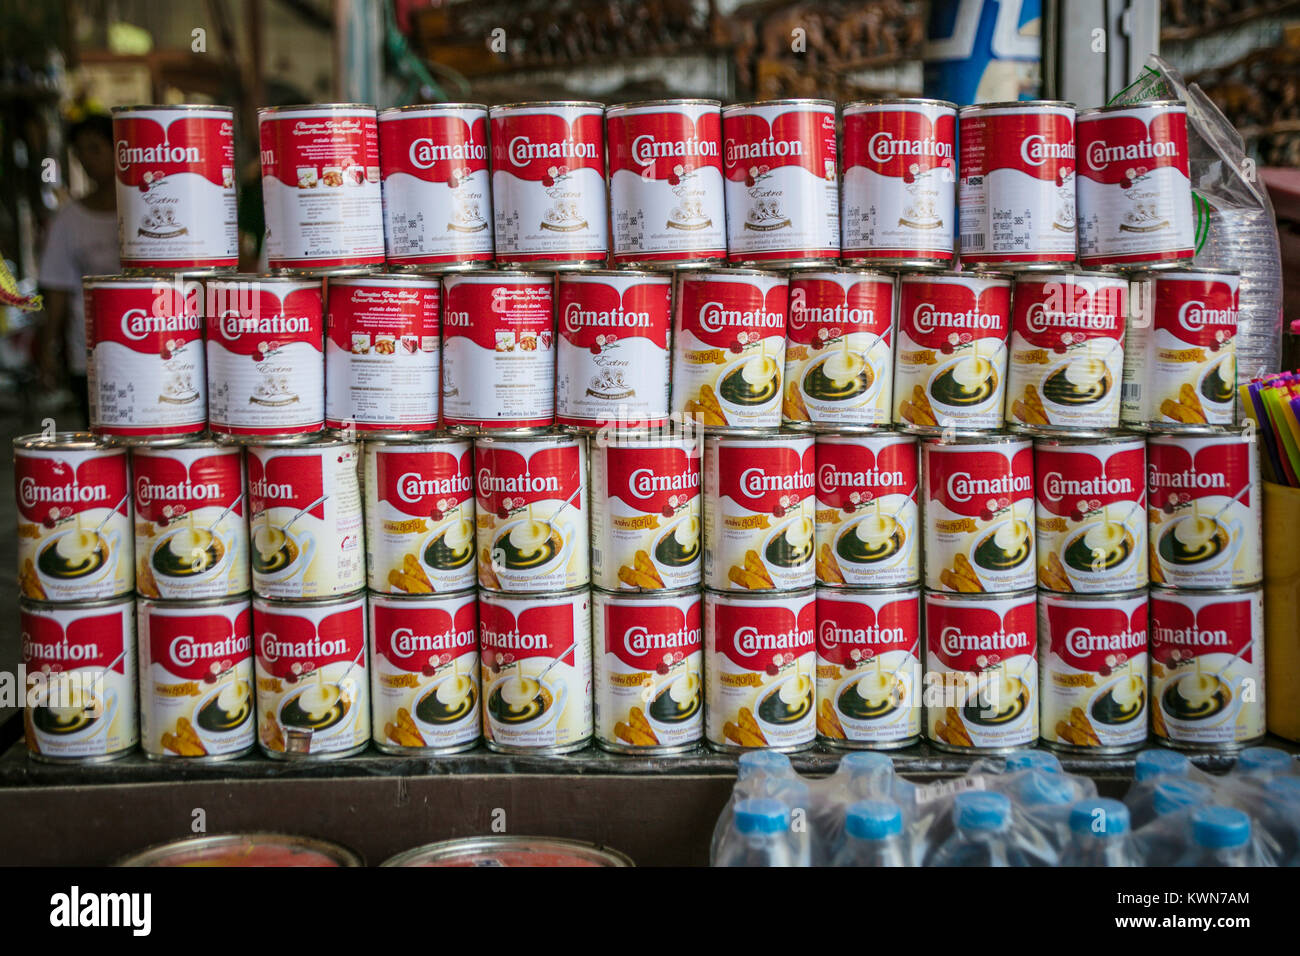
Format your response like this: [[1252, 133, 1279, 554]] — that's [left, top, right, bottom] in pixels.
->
[[12, 94, 1266, 764]]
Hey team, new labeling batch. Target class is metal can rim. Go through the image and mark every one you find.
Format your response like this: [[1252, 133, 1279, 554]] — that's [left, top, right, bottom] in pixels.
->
[[1077, 99, 1187, 117], [112, 104, 235, 115], [924, 586, 1038, 603], [473, 431, 583, 448], [556, 269, 673, 281], [378, 103, 488, 116], [843, 97, 958, 111], [788, 266, 897, 281], [13, 431, 115, 451], [490, 100, 605, 113], [815, 583, 920, 598], [1132, 266, 1241, 279], [20, 594, 135, 612], [723, 98, 837, 112], [605, 98, 722, 112], [379, 835, 632, 867], [325, 272, 442, 287], [478, 585, 591, 602], [959, 100, 1076, 113], [367, 587, 478, 603], [117, 832, 364, 867], [592, 585, 700, 601], [253, 590, 367, 609], [703, 585, 816, 601], [1038, 587, 1149, 604], [1031, 431, 1147, 448], [259, 103, 377, 115]]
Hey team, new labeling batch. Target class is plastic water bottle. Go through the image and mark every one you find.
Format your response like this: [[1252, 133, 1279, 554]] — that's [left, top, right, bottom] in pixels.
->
[[831, 800, 907, 867], [1014, 770, 1078, 865], [930, 792, 1034, 867], [1135, 749, 1190, 782], [839, 752, 897, 799], [715, 798, 798, 867], [1234, 746, 1295, 780], [738, 749, 794, 780], [1262, 777, 1300, 865], [1135, 780, 1213, 866], [1152, 779, 1212, 818], [1060, 798, 1140, 866], [784, 779, 814, 866], [1006, 751, 1063, 774], [1176, 806, 1254, 867]]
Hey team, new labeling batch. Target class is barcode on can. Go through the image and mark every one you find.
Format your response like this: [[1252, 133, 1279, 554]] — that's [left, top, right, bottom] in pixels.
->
[[961, 233, 985, 251]]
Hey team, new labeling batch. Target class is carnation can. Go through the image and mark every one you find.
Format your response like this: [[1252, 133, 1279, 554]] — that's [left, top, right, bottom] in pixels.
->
[[489, 101, 608, 268], [721, 99, 839, 267], [369, 590, 480, 755], [605, 98, 726, 267], [1039, 589, 1149, 753], [84, 276, 206, 444], [132, 441, 249, 600], [1150, 585, 1265, 751], [958, 101, 1076, 268], [137, 595, 255, 761], [258, 104, 384, 273], [589, 432, 701, 591], [253, 592, 370, 759], [555, 270, 673, 428], [1033, 434, 1147, 593], [1122, 269, 1239, 429], [816, 586, 922, 749], [441, 271, 555, 432], [922, 434, 1035, 593], [783, 269, 895, 428], [205, 275, 325, 442], [20, 596, 137, 762], [704, 587, 816, 752], [112, 104, 238, 272], [474, 433, 589, 593], [363, 437, 476, 595], [248, 439, 364, 599], [924, 589, 1038, 753], [14, 433, 133, 602], [325, 273, 441, 436], [840, 98, 957, 268], [1076, 101, 1195, 269], [593, 588, 703, 754], [377, 103, 494, 270], [670, 269, 788, 431], [1147, 432, 1262, 590], [893, 271, 1011, 433], [479, 587, 593, 754], [703, 433, 815, 592], [814, 431, 919, 588]]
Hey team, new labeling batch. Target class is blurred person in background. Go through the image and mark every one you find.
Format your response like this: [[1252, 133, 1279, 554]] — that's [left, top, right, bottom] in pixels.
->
[[37, 111, 119, 424]]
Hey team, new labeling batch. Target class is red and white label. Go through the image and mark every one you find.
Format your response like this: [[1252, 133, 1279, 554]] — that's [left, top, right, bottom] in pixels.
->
[[248, 443, 364, 599], [704, 435, 815, 591], [253, 594, 370, 757], [21, 599, 137, 759], [556, 272, 673, 427], [1034, 438, 1146, 593], [478, 590, 593, 751], [671, 270, 788, 429], [894, 273, 1011, 430], [325, 275, 441, 431], [784, 271, 895, 426], [1150, 588, 1264, 746], [474, 437, 588, 592], [841, 100, 957, 262], [1006, 273, 1128, 431], [258, 106, 384, 269], [138, 597, 255, 758], [114, 107, 237, 269], [85, 279, 206, 438], [606, 100, 726, 264], [363, 439, 476, 594], [489, 104, 607, 264], [589, 437, 701, 591], [1039, 591, 1148, 749], [1122, 271, 1239, 427], [205, 278, 324, 437], [132, 444, 249, 600], [923, 438, 1035, 593], [817, 588, 922, 745], [722, 101, 838, 262], [441, 273, 555, 429], [815, 433, 919, 587], [1147, 434, 1261, 589], [924, 592, 1038, 750], [369, 591, 480, 752], [958, 104, 1075, 264], [15, 444, 132, 602], [593, 590, 703, 749], [1077, 105, 1194, 267], [705, 590, 816, 750], [378, 105, 493, 266]]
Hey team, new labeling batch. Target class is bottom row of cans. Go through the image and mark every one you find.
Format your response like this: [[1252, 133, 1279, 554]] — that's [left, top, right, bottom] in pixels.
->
[[19, 582, 1266, 762]]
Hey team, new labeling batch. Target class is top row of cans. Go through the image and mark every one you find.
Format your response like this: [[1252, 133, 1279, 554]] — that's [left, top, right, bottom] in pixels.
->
[[113, 98, 1193, 275]]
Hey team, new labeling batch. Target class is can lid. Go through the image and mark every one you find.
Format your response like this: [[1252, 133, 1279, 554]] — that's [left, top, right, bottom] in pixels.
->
[[1069, 798, 1130, 837], [1135, 748, 1190, 782], [788, 266, 896, 281], [1153, 779, 1212, 816], [734, 797, 791, 834], [723, 98, 837, 112], [959, 100, 1075, 112], [1236, 746, 1294, 776], [378, 103, 488, 115], [1077, 99, 1186, 116], [13, 431, 109, 451], [1191, 805, 1251, 849], [843, 97, 957, 112], [954, 790, 1011, 830], [111, 104, 234, 114], [1005, 750, 1062, 774], [259, 103, 377, 115], [117, 832, 363, 867], [605, 98, 722, 112], [1016, 770, 1075, 808], [556, 268, 671, 281], [845, 800, 903, 840], [490, 100, 605, 112], [1133, 266, 1241, 279], [379, 835, 632, 867], [901, 269, 1012, 284]]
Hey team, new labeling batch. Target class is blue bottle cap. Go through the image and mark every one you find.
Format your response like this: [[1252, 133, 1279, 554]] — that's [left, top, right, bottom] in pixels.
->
[[738, 750, 793, 779], [1237, 746, 1293, 776], [845, 800, 903, 840], [734, 798, 790, 835], [1069, 797, 1131, 837], [1191, 806, 1251, 850], [954, 791, 1011, 831], [1135, 749, 1190, 782], [1016, 770, 1075, 807], [841, 751, 895, 777], [1005, 751, 1063, 774], [1265, 776, 1300, 804], [1153, 779, 1212, 817]]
